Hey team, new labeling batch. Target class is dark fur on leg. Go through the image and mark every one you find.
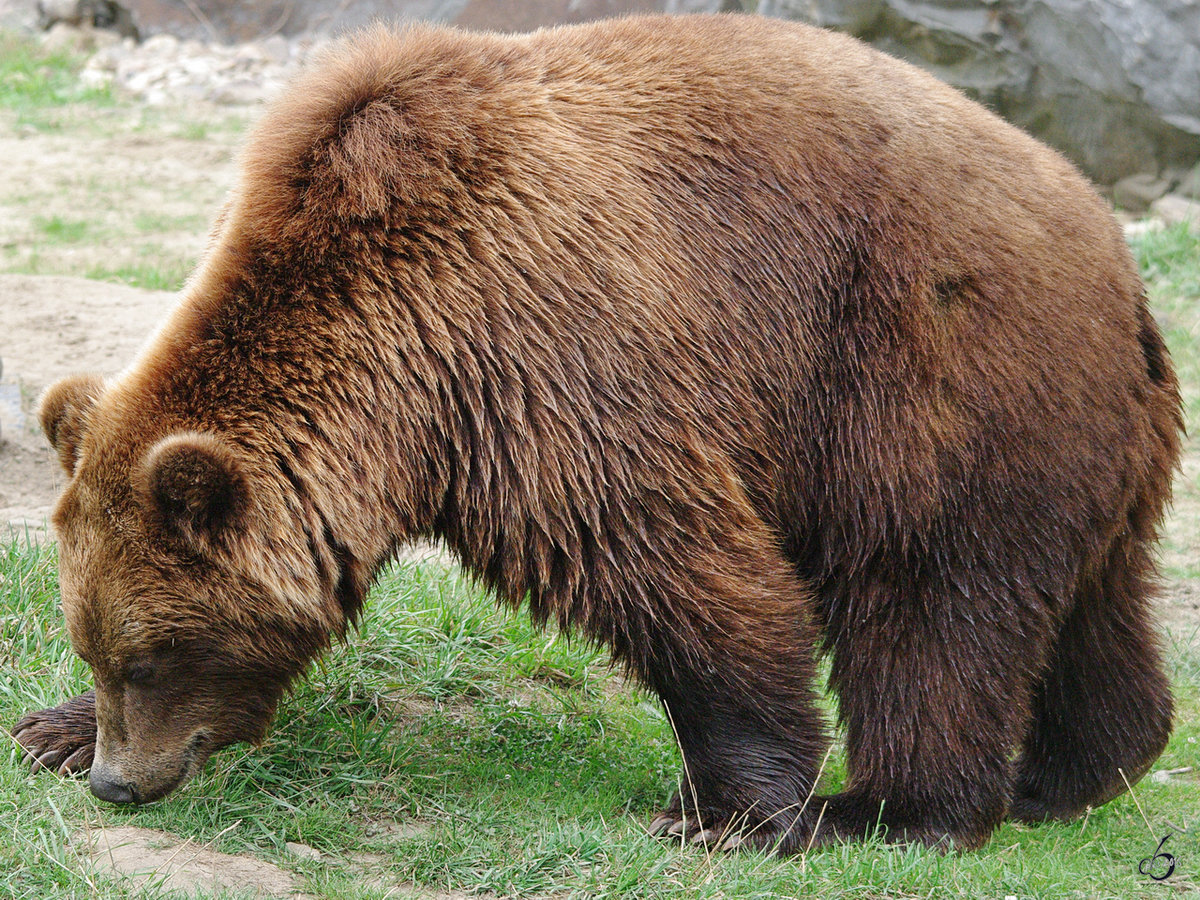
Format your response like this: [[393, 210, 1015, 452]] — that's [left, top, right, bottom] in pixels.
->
[[810, 538, 1059, 851], [605, 469, 829, 852], [1011, 546, 1173, 823]]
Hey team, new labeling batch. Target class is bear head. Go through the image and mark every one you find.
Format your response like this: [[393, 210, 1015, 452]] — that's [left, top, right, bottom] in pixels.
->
[[39, 374, 341, 804]]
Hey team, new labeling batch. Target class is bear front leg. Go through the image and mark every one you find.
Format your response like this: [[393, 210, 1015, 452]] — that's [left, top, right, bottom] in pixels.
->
[[648, 673, 828, 853], [11, 691, 97, 776], [604, 488, 830, 853]]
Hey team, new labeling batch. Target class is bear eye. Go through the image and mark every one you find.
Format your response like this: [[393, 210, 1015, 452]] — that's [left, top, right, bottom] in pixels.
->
[[125, 664, 156, 685]]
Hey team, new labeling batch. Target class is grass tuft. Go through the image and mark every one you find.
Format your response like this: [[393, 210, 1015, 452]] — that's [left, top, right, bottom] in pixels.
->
[[0, 30, 112, 128]]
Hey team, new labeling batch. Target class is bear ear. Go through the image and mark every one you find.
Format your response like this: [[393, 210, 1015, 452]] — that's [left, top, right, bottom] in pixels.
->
[[137, 432, 249, 549], [38, 374, 106, 476]]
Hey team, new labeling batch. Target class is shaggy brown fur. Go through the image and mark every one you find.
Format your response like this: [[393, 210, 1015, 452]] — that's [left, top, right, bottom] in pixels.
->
[[12, 14, 1181, 851]]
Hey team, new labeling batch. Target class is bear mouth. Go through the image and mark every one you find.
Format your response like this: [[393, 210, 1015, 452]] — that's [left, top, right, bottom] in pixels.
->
[[130, 729, 214, 804], [175, 729, 214, 788]]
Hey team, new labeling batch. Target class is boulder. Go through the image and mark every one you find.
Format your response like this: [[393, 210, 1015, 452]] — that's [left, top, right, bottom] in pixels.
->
[[761, 0, 1200, 186]]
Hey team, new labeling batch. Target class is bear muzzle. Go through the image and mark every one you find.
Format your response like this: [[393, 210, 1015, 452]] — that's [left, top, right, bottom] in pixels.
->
[[90, 728, 211, 804]]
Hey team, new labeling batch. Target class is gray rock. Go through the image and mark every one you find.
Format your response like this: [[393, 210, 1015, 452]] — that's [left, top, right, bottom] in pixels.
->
[[1149, 194, 1200, 228], [1170, 162, 1200, 201], [209, 76, 277, 106], [763, 0, 1200, 186], [284, 841, 321, 861], [82, 29, 305, 106], [1113, 173, 1174, 214], [39, 20, 121, 53], [1122, 219, 1164, 240], [0, 0, 40, 33], [37, 0, 137, 38]]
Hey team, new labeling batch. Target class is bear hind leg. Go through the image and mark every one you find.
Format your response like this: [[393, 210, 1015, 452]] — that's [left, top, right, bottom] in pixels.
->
[[815, 565, 1051, 850], [1010, 543, 1173, 823]]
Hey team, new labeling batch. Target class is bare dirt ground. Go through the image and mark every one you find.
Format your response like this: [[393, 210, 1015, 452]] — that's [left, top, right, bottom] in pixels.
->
[[0, 103, 243, 531], [76, 825, 465, 899], [0, 273, 175, 528]]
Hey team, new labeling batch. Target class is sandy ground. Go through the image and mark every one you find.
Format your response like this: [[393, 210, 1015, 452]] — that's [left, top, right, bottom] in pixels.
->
[[0, 274, 176, 529], [0, 100, 242, 530], [76, 824, 464, 899]]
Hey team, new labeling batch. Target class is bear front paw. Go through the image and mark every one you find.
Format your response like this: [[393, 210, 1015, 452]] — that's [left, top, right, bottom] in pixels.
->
[[10, 691, 97, 776], [648, 792, 812, 853]]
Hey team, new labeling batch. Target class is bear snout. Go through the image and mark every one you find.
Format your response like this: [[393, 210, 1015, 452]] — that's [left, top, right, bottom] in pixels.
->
[[88, 726, 208, 804], [88, 760, 136, 804]]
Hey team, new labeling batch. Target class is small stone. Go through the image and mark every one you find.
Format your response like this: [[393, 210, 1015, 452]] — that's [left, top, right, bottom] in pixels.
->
[[140, 32, 179, 56], [85, 42, 123, 72], [180, 39, 208, 57], [1122, 219, 1165, 239], [210, 78, 272, 106], [1149, 193, 1200, 227], [1113, 173, 1173, 214], [234, 43, 270, 66], [284, 841, 320, 861], [261, 35, 290, 65]]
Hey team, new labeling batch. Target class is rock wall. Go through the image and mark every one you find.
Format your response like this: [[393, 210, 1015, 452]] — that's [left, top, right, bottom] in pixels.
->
[[762, 0, 1200, 190]]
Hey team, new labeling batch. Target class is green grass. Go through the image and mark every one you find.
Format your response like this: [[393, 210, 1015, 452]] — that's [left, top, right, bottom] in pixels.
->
[[33, 215, 92, 245], [4, 533, 1200, 898], [82, 260, 194, 292], [1130, 222, 1200, 435], [1130, 223, 1200, 582], [0, 31, 112, 129], [131, 212, 209, 235], [1, 544, 1197, 898]]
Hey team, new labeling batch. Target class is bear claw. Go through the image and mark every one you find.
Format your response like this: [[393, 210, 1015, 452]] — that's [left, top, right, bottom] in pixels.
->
[[649, 809, 748, 849], [10, 692, 97, 778], [28, 747, 66, 774], [648, 814, 675, 836]]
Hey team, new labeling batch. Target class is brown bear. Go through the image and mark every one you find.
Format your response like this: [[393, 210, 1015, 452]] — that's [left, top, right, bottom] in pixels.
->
[[11, 14, 1181, 853]]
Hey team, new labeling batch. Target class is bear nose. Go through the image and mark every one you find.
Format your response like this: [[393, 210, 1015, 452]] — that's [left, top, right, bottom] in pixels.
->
[[89, 764, 136, 804]]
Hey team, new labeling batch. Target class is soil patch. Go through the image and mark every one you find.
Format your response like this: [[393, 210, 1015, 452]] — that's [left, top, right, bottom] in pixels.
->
[[0, 274, 174, 532], [76, 824, 474, 899], [77, 825, 309, 898]]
